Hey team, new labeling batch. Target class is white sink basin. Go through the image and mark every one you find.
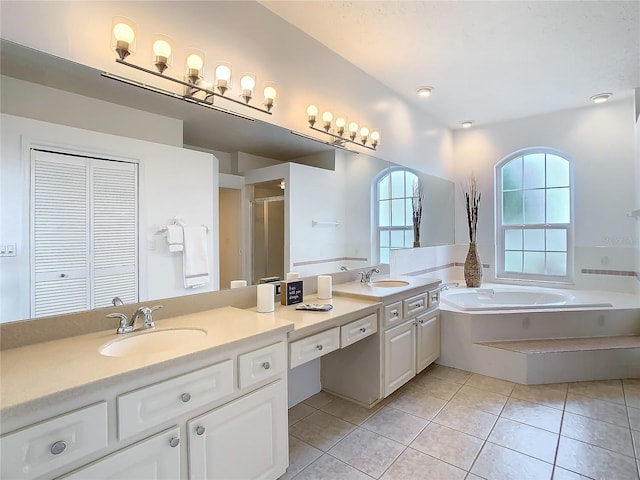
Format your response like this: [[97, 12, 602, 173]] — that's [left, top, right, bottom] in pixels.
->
[[100, 328, 207, 357], [372, 280, 410, 288]]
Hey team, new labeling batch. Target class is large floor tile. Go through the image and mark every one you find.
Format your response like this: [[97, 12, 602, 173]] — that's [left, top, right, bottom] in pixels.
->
[[328, 428, 405, 478], [410, 422, 483, 470], [303, 390, 337, 409], [624, 380, 640, 410], [500, 397, 563, 433], [387, 388, 447, 420], [568, 380, 625, 405], [629, 406, 640, 431], [552, 466, 593, 479], [320, 397, 380, 425], [470, 442, 553, 480], [380, 448, 466, 480], [510, 383, 567, 410], [556, 436, 639, 480], [465, 373, 515, 396], [409, 373, 462, 401], [288, 402, 316, 426], [293, 454, 373, 480], [279, 435, 323, 480], [488, 417, 558, 463], [561, 411, 635, 457], [450, 385, 508, 415], [427, 365, 473, 384], [361, 406, 428, 445], [289, 410, 356, 451], [632, 429, 639, 458], [433, 401, 498, 439], [565, 391, 629, 427]]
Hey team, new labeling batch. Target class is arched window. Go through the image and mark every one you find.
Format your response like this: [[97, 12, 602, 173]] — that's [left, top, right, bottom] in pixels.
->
[[495, 148, 573, 282], [375, 167, 419, 264]]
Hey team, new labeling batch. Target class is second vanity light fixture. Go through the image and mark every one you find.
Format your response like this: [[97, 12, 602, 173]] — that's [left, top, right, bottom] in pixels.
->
[[108, 17, 277, 116], [306, 105, 380, 150]]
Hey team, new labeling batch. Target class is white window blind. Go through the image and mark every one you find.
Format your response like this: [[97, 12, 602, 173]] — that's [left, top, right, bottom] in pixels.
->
[[31, 150, 138, 317]]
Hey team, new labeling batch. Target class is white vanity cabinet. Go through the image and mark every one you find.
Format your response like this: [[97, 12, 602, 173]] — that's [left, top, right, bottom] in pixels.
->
[[382, 289, 441, 397], [187, 380, 287, 480]]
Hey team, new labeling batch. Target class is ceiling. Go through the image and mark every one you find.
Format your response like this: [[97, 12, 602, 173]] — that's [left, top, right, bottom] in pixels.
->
[[260, 1, 640, 129]]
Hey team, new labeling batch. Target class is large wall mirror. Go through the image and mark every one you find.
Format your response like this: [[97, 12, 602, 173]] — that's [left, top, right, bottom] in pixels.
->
[[0, 40, 454, 324]]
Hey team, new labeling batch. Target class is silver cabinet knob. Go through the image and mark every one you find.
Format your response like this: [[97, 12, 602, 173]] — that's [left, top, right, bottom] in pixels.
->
[[50, 440, 67, 455], [59, 273, 67, 278], [181, 393, 191, 403], [196, 426, 206, 436], [392, 311, 399, 317], [360, 327, 366, 333], [262, 361, 271, 370], [169, 437, 180, 447], [316, 344, 323, 351]]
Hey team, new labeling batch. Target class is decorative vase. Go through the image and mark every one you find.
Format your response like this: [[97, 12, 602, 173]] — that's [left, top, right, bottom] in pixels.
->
[[464, 242, 483, 287]]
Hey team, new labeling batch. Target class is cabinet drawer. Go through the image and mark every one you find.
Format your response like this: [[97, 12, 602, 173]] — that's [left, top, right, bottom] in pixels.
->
[[341, 313, 377, 348], [238, 342, 285, 389], [118, 360, 233, 440], [383, 301, 403, 328], [403, 292, 427, 318], [428, 289, 441, 308], [290, 327, 340, 368], [0, 402, 108, 480]]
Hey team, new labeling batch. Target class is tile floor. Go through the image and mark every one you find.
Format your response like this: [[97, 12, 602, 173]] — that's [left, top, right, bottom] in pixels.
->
[[282, 365, 640, 480]]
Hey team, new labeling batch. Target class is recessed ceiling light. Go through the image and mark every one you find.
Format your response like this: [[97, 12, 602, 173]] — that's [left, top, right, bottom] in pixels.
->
[[417, 86, 433, 98], [461, 121, 473, 128], [590, 93, 612, 104]]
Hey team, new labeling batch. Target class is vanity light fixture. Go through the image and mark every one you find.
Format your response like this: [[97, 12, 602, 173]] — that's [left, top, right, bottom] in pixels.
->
[[105, 17, 276, 115], [590, 93, 612, 104], [305, 105, 379, 150], [461, 121, 473, 128]]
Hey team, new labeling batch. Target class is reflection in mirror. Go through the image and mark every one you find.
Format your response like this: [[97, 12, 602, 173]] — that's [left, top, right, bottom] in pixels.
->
[[0, 40, 455, 324]]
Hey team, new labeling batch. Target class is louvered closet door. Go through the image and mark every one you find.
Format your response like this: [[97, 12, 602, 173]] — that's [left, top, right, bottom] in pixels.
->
[[31, 151, 90, 317], [91, 159, 138, 308], [31, 150, 138, 317]]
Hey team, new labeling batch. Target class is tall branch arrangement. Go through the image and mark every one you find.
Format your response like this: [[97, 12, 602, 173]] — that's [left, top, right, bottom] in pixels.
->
[[464, 173, 481, 243], [412, 182, 424, 243]]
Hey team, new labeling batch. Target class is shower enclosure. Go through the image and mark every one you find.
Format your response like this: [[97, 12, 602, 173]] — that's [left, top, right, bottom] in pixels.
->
[[251, 196, 285, 285]]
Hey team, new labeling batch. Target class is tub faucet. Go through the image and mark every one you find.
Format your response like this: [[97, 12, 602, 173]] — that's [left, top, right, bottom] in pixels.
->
[[107, 305, 163, 334], [360, 268, 380, 285], [439, 282, 460, 291]]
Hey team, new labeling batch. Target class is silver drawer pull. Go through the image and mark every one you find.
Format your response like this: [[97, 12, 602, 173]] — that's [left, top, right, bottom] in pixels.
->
[[169, 437, 180, 447], [316, 344, 323, 351], [262, 361, 271, 370], [181, 393, 191, 403], [360, 327, 366, 333], [50, 440, 67, 455], [392, 311, 399, 317], [411, 302, 423, 308], [196, 426, 206, 436]]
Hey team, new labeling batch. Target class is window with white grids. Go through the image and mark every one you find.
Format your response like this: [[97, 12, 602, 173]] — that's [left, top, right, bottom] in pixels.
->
[[495, 148, 573, 283]]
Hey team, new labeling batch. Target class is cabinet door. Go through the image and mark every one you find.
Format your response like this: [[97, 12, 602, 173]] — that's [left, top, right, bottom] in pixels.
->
[[416, 311, 440, 374], [61, 427, 180, 479], [383, 321, 416, 397], [188, 380, 288, 480]]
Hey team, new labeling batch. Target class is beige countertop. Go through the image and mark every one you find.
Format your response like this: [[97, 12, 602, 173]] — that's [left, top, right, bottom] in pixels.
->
[[0, 306, 293, 418], [249, 294, 382, 341], [332, 275, 441, 301]]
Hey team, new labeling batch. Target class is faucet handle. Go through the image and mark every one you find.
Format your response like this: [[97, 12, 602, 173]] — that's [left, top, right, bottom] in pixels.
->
[[142, 305, 163, 329], [149, 305, 163, 313], [107, 313, 133, 334]]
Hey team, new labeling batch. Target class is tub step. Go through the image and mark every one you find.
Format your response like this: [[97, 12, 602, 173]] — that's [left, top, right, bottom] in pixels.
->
[[477, 335, 640, 354]]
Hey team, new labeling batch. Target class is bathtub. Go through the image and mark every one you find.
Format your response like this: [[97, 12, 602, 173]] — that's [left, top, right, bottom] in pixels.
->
[[441, 286, 613, 311]]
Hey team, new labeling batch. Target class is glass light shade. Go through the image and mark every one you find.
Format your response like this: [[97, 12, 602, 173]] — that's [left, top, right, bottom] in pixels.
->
[[186, 53, 204, 71], [263, 83, 277, 112], [322, 111, 333, 123], [185, 50, 205, 84], [240, 74, 256, 91], [307, 105, 318, 116], [153, 39, 172, 58], [359, 126, 370, 137], [263, 85, 277, 100], [348, 121, 358, 141], [335, 117, 346, 128], [215, 64, 232, 81], [370, 130, 380, 142], [151, 36, 173, 73], [111, 17, 137, 60]]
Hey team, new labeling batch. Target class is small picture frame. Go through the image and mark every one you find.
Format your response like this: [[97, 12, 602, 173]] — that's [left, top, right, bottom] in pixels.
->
[[281, 280, 303, 305]]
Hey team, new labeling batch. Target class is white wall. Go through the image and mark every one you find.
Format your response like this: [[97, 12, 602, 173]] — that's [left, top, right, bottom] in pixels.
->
[[0, 0, 454, 180], [452, 98, 638, 292], [1, 114, 219, 322]]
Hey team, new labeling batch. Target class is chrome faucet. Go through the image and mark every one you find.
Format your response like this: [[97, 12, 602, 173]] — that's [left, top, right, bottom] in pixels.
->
[[107, 305, 163, 334], [439, 282, 460, 291], [360, 268, 380, 285]]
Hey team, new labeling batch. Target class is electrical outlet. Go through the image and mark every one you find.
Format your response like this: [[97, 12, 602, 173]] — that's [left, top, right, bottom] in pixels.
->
[[6, 244, 16, 256], [0, 245, 6, 256]]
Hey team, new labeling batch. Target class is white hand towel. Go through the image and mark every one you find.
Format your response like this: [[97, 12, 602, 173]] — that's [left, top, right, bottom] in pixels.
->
[[165, 225, 184, 252], [182, 226, 209, 288]]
